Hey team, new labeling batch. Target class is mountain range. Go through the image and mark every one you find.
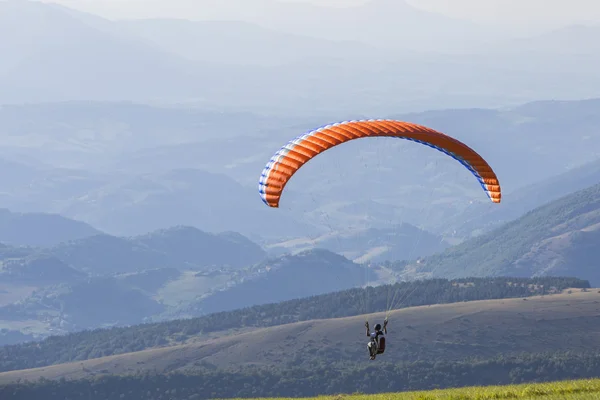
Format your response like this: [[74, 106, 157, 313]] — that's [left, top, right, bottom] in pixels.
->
[[0, 213, 378, 338], [1, 98, 599, 246], [1, 175, 600, 341], [1, 1, 599, 114]]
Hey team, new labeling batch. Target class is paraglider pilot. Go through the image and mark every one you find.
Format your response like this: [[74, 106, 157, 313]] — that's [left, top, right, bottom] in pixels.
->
[[365, 319, 387, 360]]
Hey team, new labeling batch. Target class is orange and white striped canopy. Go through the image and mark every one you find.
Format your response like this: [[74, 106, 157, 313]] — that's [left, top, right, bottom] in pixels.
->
[[258, 119, 501, 208]]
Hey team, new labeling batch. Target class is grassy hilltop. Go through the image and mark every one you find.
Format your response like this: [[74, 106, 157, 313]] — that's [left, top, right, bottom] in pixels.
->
[[229, 379, 600, 400]]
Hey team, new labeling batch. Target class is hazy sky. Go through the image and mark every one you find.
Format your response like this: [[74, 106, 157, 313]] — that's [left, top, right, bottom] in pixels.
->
[[38, 0, 600, 28], [410, 0, 600, 26]]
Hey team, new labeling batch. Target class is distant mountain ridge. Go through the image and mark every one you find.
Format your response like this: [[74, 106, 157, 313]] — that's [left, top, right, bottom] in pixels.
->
[[117, 18, 379, 66], [446, 156, 600, 237], [47, 224, 267, 274], [0, 208, 101, 247], [1, 1, 599, 113], [268, 223, 450, 263], [195, 248, 367, 314]]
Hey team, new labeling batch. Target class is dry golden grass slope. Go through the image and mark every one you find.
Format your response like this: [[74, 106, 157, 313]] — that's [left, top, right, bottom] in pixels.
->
[[2, 289, 600, 384]]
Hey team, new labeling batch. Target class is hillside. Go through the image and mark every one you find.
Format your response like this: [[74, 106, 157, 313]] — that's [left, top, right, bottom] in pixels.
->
[[0, 246, 401, 340], [48, 234, 167, 275], [49, 225, 266, 274], [0, 277, 587, 374], [0, 289, 599, 384], [0, 209, 100, 247], [0, 255, 85, 285], [410, 182, 600, 283], [61, 168, 314, 239], [118, 267, 182, 294], [0, 277, 166, 331], [268, 223, 450, 263], [153, 248, 373, 318], [134, 227, 265, 269], [194, 249, 367, 314], [0, 225, 270, 339], [447, 157, 600, 237]]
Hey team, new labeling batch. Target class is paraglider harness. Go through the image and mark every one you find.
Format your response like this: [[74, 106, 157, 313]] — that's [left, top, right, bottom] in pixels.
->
[[366, 319, 387, 359]]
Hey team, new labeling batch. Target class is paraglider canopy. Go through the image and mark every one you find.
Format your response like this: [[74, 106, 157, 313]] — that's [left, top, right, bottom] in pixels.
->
[[258, 119, 501, 208]]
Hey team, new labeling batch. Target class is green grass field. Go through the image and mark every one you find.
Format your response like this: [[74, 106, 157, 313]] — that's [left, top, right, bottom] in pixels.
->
[[238, 379, 600, 400]]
